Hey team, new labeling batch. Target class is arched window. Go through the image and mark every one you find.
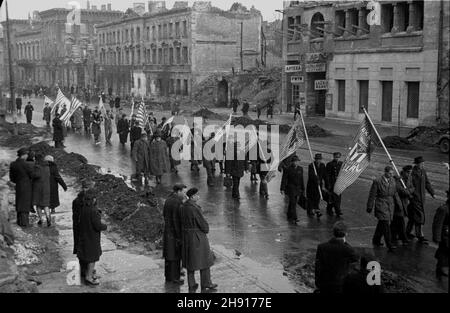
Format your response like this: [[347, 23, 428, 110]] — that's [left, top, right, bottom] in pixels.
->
[[311, 12, 325, 37]]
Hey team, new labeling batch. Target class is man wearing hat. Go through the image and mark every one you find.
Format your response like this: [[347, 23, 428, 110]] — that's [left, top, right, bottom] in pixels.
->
[[43, 102, 51, 126], [9, 148, 34, 227], [24, 101, 34, 124], [225, 141, 249, 200], [407, 156, 435, 243], [129, 114, 142, 153], [181, 188, 218, 293], [82, 104, 92, 135], [163, 184, 187, 284], [52, 112, 64, 148], [132, 131, 151, 184], [325, 152, 343, 217], [149, 130, 171, 184], [307, 153, 326, 218], [281, 154, 304, 224], [432, 190, 449, 277]]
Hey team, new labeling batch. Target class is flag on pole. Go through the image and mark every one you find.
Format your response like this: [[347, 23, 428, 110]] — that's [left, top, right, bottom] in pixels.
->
[[98, 96, 108, 117], [45, 95, 57, 114], [265, 118, 306, 183], [135, 102, 148, 129], [62, 97, 83, 126], [213, 113, 233, 143], [333, 115, 377, 195], [162, 116, 174, 129], [55, 88, 71, 114], [130, 97, 135, 118]]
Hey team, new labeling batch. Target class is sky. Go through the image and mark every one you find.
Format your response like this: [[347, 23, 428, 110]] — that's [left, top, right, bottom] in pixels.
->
[[0, 0, 286, 22]]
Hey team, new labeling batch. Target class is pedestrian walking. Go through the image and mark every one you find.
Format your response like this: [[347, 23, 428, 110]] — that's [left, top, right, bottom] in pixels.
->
[[9, 148, 34, 227], [114, 95, 121, 109], [267, 100, 274, 119], [203, 134, 216, 187], [104, 109, 114, 145], [32, 153, 52, 227], [117, 114, 129, 145], [242, 100, 249, 117], [257, 147, 271, 199], [115, 108, 123, 129], [72, 107, 83, 134], [256, 106, 262, 119], [149, 131, 171, 184], [72, 182, 107, 285], [24, 101, 34, 124], [391, 165, 414, 245], [91, 107, 103, 144], [163, 184, 187, 284], [407, 156, 435, 243], [45, 155, 67, 214], [43, 102, 51, 126], [325, 152, 343, 217], [280, 155, 304, 224], [181, 188, 218, 293], [432, 190, 449, 278], [307, 154, 326, 218], [315, 221, 359, 294], [82, 104, 92, 135], [129, 115, 142, 152], [131, 132, 151, 184], [166, 132, 181, 173], [367, 166, 400, 252], [16, 96, 22, 115], [231, 98, 239, 113], [294, 103, 300, 121], [52, 113, 64, 148], [225, 142, 248, 200]]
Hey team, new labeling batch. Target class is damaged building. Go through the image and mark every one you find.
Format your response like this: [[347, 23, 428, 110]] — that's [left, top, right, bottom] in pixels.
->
[[95, 1, 263, 104]]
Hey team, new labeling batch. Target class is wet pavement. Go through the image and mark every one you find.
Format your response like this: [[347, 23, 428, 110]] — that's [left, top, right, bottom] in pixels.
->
[[4, 98, 448, 293]]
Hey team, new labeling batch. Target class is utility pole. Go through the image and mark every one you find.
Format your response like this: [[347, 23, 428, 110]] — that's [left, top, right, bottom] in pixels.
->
[[5, 0, 18, 134], [240, 22, 243, 72]]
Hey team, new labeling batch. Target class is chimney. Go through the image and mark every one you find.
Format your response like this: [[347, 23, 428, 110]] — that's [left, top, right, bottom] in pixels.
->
[[107, 3, 111, 11], [101, 4, 106, 11], [173, 1, 188, 9], [148, 1, 166, 14], [87, 0, 90, 9]]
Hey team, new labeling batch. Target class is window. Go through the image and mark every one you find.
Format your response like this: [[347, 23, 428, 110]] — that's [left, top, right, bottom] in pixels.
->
[[163, 24, 167, 39], [175, 22, 180, 37], [169, 47, 174, 64], [311, 12, 325, 37], [158, 48, 162, 64], [138, 78, 141, 89], [381, 3, 394, 33], [176, 47, 181, 64], [176, 79, 181, 95], [163, 48, 168, 64], [137, 49, 141, 64], [292, 84, 300, 107], [117, 51, 121, 65], [152, 48, 156, 64], [136, 27, 140, 41], [358, 80, 369, 113], [131, 28, 135, 42], [349, 8, 359, 34], [169, 79, 174, 94], [125, 29, 129, 42], [158, 25, 162, 40], [407, 82, 420, 118], [337, 80, 345, 112], [146, 27, 150, 41], [169, 23, 173, 38], [182, 47, 188, 64], [152, 26, 156, 40], [183, 79, 188, 95], [182, 21, 187, 37], [381, 81, 393, 122]]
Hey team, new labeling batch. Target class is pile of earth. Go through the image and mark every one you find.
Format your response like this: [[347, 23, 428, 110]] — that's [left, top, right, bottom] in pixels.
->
[[0, 122, 50, 148], [381, 125, 448, 150], [231, 116, 331, 137], [27, 142, 164, 243], [381, 136, 420, 150], [192, 108, 226, 120]]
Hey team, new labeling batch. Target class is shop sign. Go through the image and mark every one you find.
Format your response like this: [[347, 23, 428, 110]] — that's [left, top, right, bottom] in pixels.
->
[[314, 80, 328, 90], [305, 63, 326, 73], [291, 76, 304, 84], [285, 65, 302, 73]]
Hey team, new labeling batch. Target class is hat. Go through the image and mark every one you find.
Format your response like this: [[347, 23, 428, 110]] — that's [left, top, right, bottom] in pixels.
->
[[154, 130, 162, 138], [314, 153, 322, 160], [384, 165, 393, 172], [402, 165, 413, 172], [186, 188, 198, 198], [333, 152, 341, 157], [162, 117, 167, 121], [414, 156, 424, 164], [44, 155, 54, 162], [291, 155, 300, 162], [173, 183, 187, 192], [17, 147, 29, 157]]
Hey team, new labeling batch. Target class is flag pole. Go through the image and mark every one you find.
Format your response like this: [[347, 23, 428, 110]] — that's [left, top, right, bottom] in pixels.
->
[[299, 109, 323, 200], [362, 107, 406, 189]]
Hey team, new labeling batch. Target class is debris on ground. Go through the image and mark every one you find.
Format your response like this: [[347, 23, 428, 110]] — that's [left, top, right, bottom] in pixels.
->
[[406, 126, 449, 146], [0, 122, 50, 148], [192, 108, 226, 120], [381, 136, 417, 150]]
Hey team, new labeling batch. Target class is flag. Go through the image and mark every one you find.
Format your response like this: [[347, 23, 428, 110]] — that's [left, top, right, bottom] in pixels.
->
[[213, 113, 232, 143], [55, 89, 71, 114], [98, 96, 107, 117], [130, 98, 135, 118], [45, 95, 57, 114], [162, 116, 174, 129], [135, 102, 148, 130], [333, 116, 377, 195], [265, 118, 306, 182], [62, 97, 82, 126]]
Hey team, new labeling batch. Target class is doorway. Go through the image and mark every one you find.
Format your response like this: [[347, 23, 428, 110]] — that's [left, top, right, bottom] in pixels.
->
[[381, 81, 393, 122], [217, 79, 228, 107]]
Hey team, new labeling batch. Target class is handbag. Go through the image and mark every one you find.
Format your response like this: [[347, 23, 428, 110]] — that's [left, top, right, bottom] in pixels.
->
[[223, 175, 232, 188]]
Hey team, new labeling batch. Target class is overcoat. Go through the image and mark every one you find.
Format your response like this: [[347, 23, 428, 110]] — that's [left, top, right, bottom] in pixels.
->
[[307, 162, 326, 202], [394, 173, 414, 217], [82, 107, 91, 125], [408, 166, 435, 224], [49, 162, 67, 209], [181, 199, 214, 271], [281, 164, 305, 197], [24, 104, 34, 121], [225, 147, 247, 178], [32, 162, 51, 207], [132, 138, 151, 174], [72, 109, 83, 129], [52, 117, 64, 142], [43, 106, 51, 123], [117, 118, 129, 143], [9, 158, 34, 213], [163, 193, 184, 261], [432, 202, 449, 259], [366, 176, 399, 222], [91, 111, 102, 136], [149, 139, 171, 176]]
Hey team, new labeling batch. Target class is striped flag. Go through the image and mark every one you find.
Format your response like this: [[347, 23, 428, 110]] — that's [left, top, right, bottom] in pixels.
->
[[45, 95, 57, 114], [98, 96, 107, 117], [333, 116, 377, 195], [130, 97, 135, 119], [162, 116, 174, 129], [55, 89, 71, 114], [266, 118, 306, 183], [135, 101, 148, 129], [62, 97, 83, 126]]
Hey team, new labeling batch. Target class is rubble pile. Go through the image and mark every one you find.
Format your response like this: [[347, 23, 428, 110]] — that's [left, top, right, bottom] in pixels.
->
[[0, 122, 49, 148], [192, 108, 226, 120], [381, 136, 417, 150], [406, 126, 448, 146], [28, 142, 164, 243]]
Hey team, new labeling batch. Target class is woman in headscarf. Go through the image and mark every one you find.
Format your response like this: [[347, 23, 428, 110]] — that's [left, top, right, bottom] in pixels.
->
[[44, 155, 67, 214]]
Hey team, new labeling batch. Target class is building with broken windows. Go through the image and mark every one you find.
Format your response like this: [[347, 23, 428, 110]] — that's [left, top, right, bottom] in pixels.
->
[[282, 0, 449, 126], [95, 1, 262, 101]]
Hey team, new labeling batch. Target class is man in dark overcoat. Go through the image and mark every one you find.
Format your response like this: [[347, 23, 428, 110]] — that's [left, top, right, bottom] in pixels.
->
[[307, 153, 326, 218], [149, 131, 171, 184], [82, 104, 92, 135], [280, 155, 304, 224], [203, 133, 216, 187], [9, 148, 34, 227], [43, 102, 52, 126], [231, 98, 239, 113], [325, 152, 343, 217], [315, 222, 359, 293], [241, 100, 249, 116], [432, 190, 449, 278], [45, 155, 67, 214], [181, 188, 218, 293], [24, 101, 34, 124], [367, 166, 400, 252], [163, 184, 187, 284], [117, 114, 129, 145], [52, 113, 64, 148], [391, 165, 414, 245], [407, 156, 435, 243], [132, 132, 151, 184], [225, 142, 248, 200], [129, 115, 142, 153], [16, 95, 22, 115]]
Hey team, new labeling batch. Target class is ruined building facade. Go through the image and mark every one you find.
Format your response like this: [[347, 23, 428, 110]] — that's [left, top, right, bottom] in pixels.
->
[[282, 0, 449, 126]]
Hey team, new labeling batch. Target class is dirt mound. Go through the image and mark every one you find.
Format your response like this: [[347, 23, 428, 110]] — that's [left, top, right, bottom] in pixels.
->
[[28, 142, 163, 243], [406, 126, 448, 146], [0, 122, 50, 148], [192, 108, 226, 120], [381, 136, 423, 150]]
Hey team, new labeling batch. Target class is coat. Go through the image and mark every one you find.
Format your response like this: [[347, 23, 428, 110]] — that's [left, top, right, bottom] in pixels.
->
[[366, 176, 399, 222], [131, 138, 150, 174], [163, 193, 184, 261], [181, 199, 214, 271], [281, 164, 305, 197], [149, 139, 171, 176], [325, 160, 342, 191], [43, 106, 51, 122], [82, 107, 91, 125], [49, 162, 67, 209], [73, 191, 107, 262], [432, 202, 449, 248], [91, 111, 102, 135], [16, 97, 22, 109], [130, 123, 142, 142], [32, 162, 51, 207], [307, 162, 326, 201], [72, 109, 83, 129], [52, 117, 64, 142], [24, 104, 34, 120], [409, 166, 435, 224], [315, 238, 359, 293], [9, 158, 34, 213], [225, 147, 248, 178], [394, 173, 414, 217], [166, 136, 181, 166], [117, 118, 129, 143]]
